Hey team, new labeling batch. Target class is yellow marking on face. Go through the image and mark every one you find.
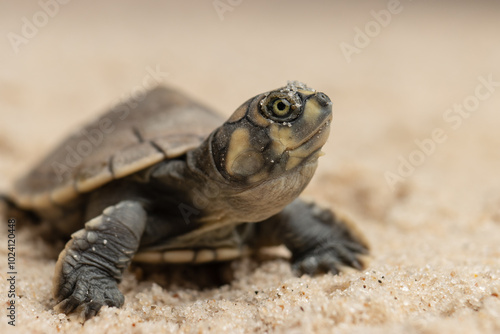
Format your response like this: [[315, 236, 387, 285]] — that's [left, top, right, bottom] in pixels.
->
[[276, 125, 295, 147], [226, 128, 251, 166], [286, 149, 326, 171], [269, 123, 287, 155], [302, 98, 322, 125], [297, 89, 316, 95], [226, 128, 264, 177]]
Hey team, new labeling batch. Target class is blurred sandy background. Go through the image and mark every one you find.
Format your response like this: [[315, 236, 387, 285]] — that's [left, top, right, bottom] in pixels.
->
[[1, 0, 500, 333]]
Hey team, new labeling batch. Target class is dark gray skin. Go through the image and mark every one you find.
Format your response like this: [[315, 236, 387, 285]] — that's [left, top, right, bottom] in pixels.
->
[[14, 84, 368, 320]]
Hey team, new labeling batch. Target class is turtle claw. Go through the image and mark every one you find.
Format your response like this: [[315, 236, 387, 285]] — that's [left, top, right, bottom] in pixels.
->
[[292, 241, 365, 276], [292, 254, 340, 276], [54, 266, 124, 319], [84, 301, 104, 321], [286, 201, 369, 276], [55, 296, 80, 315]]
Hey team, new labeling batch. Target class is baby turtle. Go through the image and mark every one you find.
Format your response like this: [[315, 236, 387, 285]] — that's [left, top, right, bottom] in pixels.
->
[[8, 81, 368, 319]]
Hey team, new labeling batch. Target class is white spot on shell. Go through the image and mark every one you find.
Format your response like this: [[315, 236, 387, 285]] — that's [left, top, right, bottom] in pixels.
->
[[92, 247, 96, 251], [103, 239, 108, 245]]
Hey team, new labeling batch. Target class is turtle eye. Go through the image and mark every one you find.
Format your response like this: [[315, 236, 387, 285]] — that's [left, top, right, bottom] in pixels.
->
[[272, 99, 291, 117], [260, 93, 302, 122]]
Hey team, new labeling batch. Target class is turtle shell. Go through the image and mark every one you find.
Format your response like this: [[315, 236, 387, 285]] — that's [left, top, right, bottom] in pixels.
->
[[11, 86, 223, 210]]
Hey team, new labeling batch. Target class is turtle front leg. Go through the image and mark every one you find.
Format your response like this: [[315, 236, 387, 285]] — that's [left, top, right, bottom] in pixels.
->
[[53, 200, 146, 319], [252, 199, 369, 275]]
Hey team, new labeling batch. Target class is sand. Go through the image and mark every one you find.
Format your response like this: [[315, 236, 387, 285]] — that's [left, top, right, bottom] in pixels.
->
[[1, 1, 499, 333]]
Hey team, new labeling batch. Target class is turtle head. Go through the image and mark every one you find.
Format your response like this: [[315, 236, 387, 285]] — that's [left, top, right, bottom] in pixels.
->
[[212, 81, 332, 182], [201, 81, 333, 221]]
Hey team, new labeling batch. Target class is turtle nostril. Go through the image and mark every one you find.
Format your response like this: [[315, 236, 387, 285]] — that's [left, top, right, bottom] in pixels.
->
[[316, 92, 331, 107]]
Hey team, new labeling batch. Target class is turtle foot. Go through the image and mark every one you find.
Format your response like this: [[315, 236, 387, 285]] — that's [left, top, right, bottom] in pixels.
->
[[54, 265, 124, 320]]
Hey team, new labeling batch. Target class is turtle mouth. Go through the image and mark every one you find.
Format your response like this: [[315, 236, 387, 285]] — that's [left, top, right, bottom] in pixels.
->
[[287, 113, 332, 152], [283, 114, 332, 171]]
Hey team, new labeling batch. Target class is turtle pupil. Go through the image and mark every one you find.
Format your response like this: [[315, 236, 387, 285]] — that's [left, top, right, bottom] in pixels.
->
[[271, 98, 291, 117]]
